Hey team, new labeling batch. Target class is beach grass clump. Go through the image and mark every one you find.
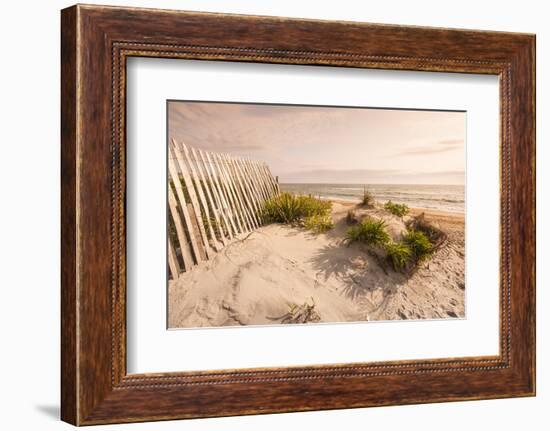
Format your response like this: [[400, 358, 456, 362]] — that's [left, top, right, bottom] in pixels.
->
[[406, 213, 447, 248], [384, 200, 409, 218], [402, 229, 433, 263], [344, 211, 436, 273], [346, 218, 390, 246], [263, 192, 303, 223], [263, 192, 332, 231], [300, 194, 332, 218], [385, 241, 413, 271], [383, 231, 433, 273], [344, 216, 437, 274], [304, 214, 334, 233], [383, 230, 434, 273], [362, 186, 374, 207]]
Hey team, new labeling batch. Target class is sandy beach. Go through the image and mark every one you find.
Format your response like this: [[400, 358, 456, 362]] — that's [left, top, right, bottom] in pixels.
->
[[168, 199, 465, 328]]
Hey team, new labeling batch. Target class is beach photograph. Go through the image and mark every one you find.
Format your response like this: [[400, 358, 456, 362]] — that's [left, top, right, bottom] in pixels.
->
[[166, 101, 466, 329]]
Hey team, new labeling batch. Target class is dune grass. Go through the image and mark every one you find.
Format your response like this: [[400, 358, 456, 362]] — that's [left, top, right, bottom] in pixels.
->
[[383, 230, 433, 273], [263, 192, 333, 233], [346, 214, 436, 273], [385, 241, 413, 271], [346, 218, 390, 246], [402, 229, 433, 263], [384, 200, 409, 217], [362, 187, 374, 207], [304, 214, 334, 233], [406, 213, 447, 250]]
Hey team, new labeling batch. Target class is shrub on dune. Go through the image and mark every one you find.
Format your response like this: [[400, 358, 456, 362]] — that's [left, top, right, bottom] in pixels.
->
[[304, 214, 334, 233], [406, 213, 447, 249], [263, 192, 304, 223], [263, 192, 333, 232], [384, 200, 409, 217], [402, 229, 433, 262], [300, 195, 332, 218], [346, 218, 390, 246], [362, 187, 374, 207], [385, 241, 412, 271]]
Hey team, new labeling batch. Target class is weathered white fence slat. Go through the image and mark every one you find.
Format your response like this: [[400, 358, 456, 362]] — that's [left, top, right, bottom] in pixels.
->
[[182, 142, 222, 252], [213, 152, 244, 234], [192, 147, 227, 246], [168, 139, 280, 279], [224, 153, 257, 231], [167, 237, 181, 279], [248, 157, 269, 203], [167, 185, 192, 271], [168, 147, 201, 269], [172, 139, 213, 260], [202, 149, 236, 238]]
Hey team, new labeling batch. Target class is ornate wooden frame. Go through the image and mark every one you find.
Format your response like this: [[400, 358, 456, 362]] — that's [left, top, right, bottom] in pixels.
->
[[61, 4, 535, 425]]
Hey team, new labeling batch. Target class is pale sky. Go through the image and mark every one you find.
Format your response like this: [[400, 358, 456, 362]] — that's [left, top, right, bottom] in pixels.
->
[[168, 101, 465, 185]]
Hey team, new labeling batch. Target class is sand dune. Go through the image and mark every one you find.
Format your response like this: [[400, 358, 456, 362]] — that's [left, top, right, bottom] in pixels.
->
[[168, 201, 465, 328]]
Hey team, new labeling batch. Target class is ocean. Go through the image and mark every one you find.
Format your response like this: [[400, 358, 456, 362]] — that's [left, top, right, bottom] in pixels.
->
[[280, 183, 465, 213]]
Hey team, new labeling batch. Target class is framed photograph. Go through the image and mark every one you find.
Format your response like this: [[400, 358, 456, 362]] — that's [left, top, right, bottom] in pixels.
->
[[165, 101, 467, 329], [61, 4, 536, 425]]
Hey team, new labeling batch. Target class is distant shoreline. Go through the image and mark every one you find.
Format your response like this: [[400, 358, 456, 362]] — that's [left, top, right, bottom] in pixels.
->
[[279, 182, 465, 186], [314, 196, 465, 217], [279, 183, 465, 215], [331, 198, 465, 219]]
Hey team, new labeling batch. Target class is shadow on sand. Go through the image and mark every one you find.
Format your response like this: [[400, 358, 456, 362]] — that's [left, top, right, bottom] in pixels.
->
[[308, 242, 406, 301]]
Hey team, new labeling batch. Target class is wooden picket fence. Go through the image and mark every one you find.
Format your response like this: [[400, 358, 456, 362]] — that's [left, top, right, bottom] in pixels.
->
[[168, 138, 280, 279]]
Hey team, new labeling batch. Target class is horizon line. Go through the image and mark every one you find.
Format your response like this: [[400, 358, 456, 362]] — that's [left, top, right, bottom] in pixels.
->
[[278, 181, 465, 186]]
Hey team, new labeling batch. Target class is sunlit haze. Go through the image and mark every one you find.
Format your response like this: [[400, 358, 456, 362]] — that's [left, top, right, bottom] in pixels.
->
[[168, 101, 465, 185]]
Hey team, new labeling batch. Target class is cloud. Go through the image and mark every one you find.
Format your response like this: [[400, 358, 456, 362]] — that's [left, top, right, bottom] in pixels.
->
[[395, 138, 464, 156], [199, 143, 266, 152], [439, 139, 464, 146], [168, 101, 466, 185], [281, 168, 402, 183], [168, 103, 273, 153], [429, 169, 465, 177]]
